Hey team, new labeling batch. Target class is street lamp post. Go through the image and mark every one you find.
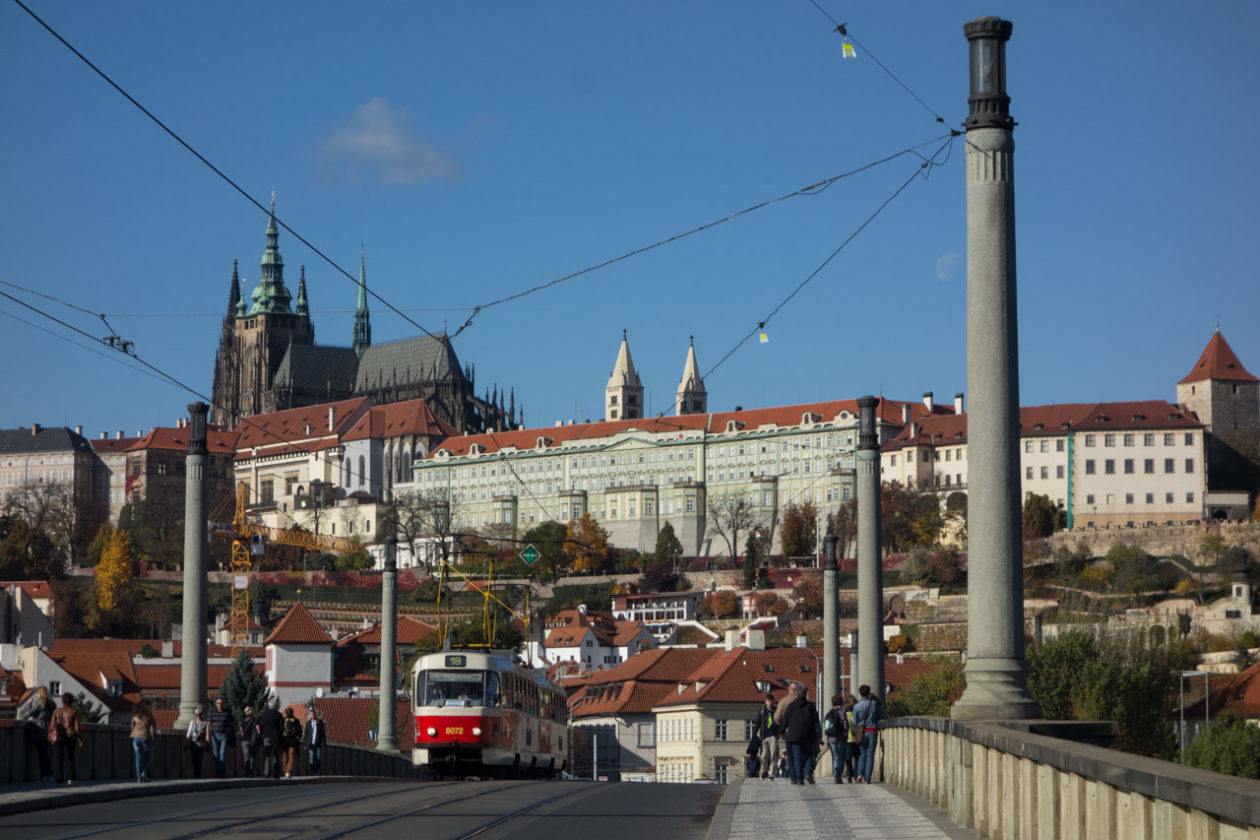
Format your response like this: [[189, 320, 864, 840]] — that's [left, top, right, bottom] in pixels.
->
[[1178, 671, 1210, 760]]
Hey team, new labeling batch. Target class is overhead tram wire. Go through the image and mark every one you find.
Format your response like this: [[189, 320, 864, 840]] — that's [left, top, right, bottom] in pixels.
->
[[10, 0, 440, 343], [802, 1, 951, 127], [0, 307, 171, 387], [448, 134, 955, 339]]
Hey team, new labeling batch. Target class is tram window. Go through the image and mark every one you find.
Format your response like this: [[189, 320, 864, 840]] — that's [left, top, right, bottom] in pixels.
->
[[486, 671, 501, 706], [418, 670, 486, 706]]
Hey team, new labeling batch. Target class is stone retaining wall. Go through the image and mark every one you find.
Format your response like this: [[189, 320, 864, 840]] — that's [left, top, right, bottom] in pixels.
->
[[0, 720, 422, 783], [882, 717, 1260, 839]]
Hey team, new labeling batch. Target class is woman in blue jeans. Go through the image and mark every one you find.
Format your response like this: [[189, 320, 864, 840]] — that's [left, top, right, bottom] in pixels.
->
[[130, 700, 155, 782], [852, 684, 882, 783]]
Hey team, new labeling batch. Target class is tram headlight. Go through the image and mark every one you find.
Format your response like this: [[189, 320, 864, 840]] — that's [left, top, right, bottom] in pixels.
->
[[472, 726, 482, 737], [426, 727, 437, 737]]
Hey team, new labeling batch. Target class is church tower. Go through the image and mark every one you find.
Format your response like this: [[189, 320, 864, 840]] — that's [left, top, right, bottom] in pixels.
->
[[605, 330, 644, 421], [675, 337, 707, 415], [1177, 328, 1259, 489], [353, 249, 371, 357], [210, 204, 315, 427]]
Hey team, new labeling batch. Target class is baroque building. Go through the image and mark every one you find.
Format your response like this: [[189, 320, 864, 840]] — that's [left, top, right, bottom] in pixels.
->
[[210, 210, 517, 435]]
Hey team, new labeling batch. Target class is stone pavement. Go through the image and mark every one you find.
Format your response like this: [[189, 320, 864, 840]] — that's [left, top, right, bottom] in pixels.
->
[[0, 775, 338, 817], [708, 776, 979, 840]]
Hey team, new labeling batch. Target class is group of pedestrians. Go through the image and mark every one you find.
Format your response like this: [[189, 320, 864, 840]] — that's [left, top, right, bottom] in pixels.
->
[[186, 698, 326, 780], [747, 681, 882, 785], [19, 687, 83, 786]]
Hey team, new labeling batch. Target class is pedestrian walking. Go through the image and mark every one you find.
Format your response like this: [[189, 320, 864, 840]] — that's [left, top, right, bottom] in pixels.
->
[[304, 709, 326, 774], [843, 694, 859, 781], [186, 706, 209, 778], [853, 684, 883, 783], [207, 696, 233, 777], [240, 706, 261, 776], [823, 693, 848, 784], [50, 692, 82, 786], [781, 682, 820, 785], [281, 707, 302, 778], [259, 698, 283, 779], [130, 699, 156, 782], [752, 694, 779, 780], [20, 686, 56, 783]]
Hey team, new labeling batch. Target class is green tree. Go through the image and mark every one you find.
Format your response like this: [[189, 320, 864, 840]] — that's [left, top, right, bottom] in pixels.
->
[[742, 532, 759, 589], [885, 657, 965, 718], [86, 521, 114, 567], [219, 647, 271, 729], [880, 482, 943, 553], [250, 583, 275, 627], [521, 520, 569, 580], [72, 692, 106, 724], [0, 517, 68, 580], [1022, 492, 1059, 540], [654, 522, 684, 569], [1183, 712, 1260, 779], [1106, 543, 1151, 600]]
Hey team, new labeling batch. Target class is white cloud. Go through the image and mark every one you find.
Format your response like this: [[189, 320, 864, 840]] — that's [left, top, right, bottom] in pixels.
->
[[321, 97, 458, 185]]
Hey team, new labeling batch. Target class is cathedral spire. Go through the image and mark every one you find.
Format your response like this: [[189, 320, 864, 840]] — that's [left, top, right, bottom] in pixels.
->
[[227, 260, 240, 316], [353, 246, 371, 357], [605, 330, 644, 421], [248, 199, 294, 315], [675, 335, 707, 415], [296, 265, 310, 317]]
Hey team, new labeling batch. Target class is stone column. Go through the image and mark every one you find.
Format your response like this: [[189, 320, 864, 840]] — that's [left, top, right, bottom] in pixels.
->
[[377, 538, 399, 751], [822, 525, 839, 708], [856, 396, 884, 699], [176, 403, 209, 730], [952, 17, 1041, 720]]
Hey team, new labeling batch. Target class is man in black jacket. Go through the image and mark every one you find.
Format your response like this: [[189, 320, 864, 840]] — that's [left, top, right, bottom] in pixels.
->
[[752, 694, 780, 779], [304, 710, 327, 774], [781, 683, 819, 785], [259, 699, 284, 779]]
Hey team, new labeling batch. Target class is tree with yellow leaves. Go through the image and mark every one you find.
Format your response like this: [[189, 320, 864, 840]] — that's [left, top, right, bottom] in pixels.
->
[[94, 530, 138, 614], [565, 513, 609, 575]]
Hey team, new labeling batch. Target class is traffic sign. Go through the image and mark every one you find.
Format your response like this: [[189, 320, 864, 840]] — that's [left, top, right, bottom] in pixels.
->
[[520, 544, 541, 565]]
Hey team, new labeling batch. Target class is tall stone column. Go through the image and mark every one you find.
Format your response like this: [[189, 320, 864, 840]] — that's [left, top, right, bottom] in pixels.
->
[[952, 17, 1041, 721], [176, 402, 209, 730], [822, 525, 840, 707], [855, 396, 884, 699], [377, 538, 399, 751]]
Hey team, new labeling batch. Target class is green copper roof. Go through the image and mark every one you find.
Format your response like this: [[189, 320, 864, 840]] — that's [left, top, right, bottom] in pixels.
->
[[246, 211, 295, 315]]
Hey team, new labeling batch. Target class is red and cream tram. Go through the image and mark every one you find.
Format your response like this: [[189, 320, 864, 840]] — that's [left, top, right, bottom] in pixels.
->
[[412, 650, 569, 779]]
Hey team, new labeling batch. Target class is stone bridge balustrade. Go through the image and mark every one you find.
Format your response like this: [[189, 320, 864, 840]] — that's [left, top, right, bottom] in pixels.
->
[[881, 717, 1260, 840]]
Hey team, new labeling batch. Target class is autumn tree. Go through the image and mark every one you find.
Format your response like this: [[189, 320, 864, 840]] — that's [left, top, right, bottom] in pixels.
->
[[779, 502, 818, 560], [654, 521, 684, 568], [89, 529, 139, 632], [566, 513, 609, 574], [706, 494, 758, 561], [702, 590, 738, 619], [880, 482, 944, 553], [829, 502, 858, 562]]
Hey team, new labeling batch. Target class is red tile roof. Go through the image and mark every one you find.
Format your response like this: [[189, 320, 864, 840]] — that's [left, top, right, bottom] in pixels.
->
[[309, 696, 414, 749], [1179, 330, 1257, 384], [127, 427, 239, 454], [232, 397, 370, 458], [567, 648, 723, 719], [883, 400, 1202, 451], [90, 436, 142, 454], [543, 608, 650, 651], [265, 602, 334, 645], [430, 397, 941, 458], [336, 616, 438, 647], [1184, 661, 1260, 718], [0, 580, 53, 600], [341, 399, 457, 443]]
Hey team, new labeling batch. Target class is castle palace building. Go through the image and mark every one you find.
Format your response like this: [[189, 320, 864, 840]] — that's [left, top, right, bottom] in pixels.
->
[[210, 211, 517, 435]]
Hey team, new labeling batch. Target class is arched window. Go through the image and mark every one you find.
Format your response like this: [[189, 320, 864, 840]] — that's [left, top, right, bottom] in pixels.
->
[[358, 455, 366, 486]]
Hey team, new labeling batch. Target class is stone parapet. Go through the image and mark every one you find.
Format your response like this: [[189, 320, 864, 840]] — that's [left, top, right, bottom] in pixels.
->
[[882, 717, 1260, 839]]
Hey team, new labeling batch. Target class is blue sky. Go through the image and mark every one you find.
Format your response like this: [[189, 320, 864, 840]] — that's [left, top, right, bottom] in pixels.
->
[[2, 1, 1257, 437]]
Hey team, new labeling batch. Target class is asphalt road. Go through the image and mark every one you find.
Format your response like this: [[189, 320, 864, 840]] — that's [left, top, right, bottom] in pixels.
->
[[0, 780, 724, 840]]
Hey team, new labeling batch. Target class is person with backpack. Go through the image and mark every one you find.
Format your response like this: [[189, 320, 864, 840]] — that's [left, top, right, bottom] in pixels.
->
[[280, 706, 302, 778], [842, 694, 859, 782], [852, 684, 883, 783], [823, 693, 848, 784], [752, 694, 779, 780], [780, 682, 820, 785], [50, 692, 82, 786]]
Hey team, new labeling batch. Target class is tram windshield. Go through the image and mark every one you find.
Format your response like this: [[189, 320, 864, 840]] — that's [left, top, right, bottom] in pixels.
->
[[418, 670, 497, 707]]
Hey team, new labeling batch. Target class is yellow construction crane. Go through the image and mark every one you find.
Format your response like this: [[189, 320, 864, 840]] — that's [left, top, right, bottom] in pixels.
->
[[212, 481, 358, 655]]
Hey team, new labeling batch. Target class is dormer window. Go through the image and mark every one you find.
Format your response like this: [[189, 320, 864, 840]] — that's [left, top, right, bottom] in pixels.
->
[[726, 420, 745, 432], [802, 412, 822, 425], [106, 680, 122, 697]]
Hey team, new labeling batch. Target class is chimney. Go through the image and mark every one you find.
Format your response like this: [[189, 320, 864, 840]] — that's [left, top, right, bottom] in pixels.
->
[[955, 393, 965, 414], [74, 425, 82, 435], [724, 626, 740, 652], [923, 392, 934, 412], [328, 406, 336, 431], [161, 640, 173, 658], [116, 430, 123, 439], [910, 421, 920, 438], [901, 404, 910, 424], [31, 423, 41, 435], [747, 627, 766, 651], [99, 432, 107, 439]]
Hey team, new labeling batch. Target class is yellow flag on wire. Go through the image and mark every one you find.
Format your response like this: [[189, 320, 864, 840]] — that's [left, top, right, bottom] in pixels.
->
[[842, 41, 856, 59], [759, 332, 769, 344]]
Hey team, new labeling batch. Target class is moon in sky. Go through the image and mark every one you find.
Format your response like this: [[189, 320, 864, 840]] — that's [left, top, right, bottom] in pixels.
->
[[935, 252, 962, 282]]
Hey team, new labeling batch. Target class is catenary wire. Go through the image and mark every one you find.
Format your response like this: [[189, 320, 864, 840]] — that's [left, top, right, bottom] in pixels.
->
[[449, 133, 955, 339], [10, 0, 441, 342], [0, 307, 171, 387]]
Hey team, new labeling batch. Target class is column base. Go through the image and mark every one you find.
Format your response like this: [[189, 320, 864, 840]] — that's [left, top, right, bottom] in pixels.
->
[[952, 657, 1041, 721]]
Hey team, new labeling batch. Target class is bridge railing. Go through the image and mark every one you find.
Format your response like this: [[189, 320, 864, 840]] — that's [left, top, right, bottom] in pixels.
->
[[0, 719, 422, 783], [881, 717, 1260, 840]]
